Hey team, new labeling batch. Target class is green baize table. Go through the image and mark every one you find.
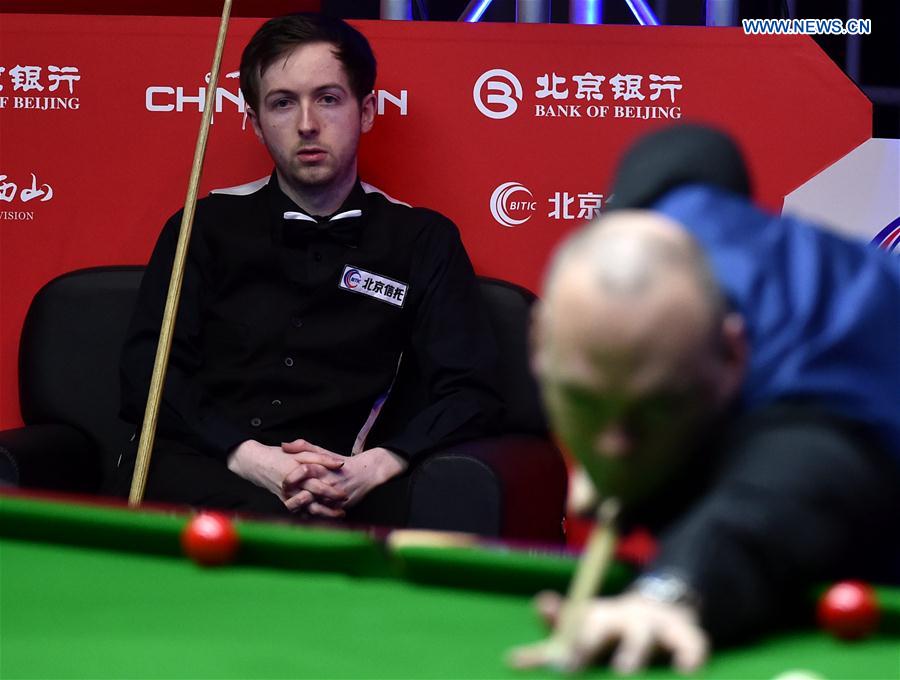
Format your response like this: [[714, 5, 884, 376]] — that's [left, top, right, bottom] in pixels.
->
[[1, 493, 898, 679]]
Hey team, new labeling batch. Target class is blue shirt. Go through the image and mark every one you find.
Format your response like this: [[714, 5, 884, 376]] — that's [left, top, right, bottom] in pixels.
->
[[654, 185, 900, 458]]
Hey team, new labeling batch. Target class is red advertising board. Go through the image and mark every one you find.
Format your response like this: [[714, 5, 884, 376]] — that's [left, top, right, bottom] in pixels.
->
[[0, 14, 870, 427]]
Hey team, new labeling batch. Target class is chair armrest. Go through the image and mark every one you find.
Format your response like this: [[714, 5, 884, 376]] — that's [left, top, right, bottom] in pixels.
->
[[407, 435, 567, 543], [0, 424, 102, 493]]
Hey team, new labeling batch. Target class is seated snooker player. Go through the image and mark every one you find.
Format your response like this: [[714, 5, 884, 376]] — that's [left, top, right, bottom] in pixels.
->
[[115, 14, 502, 522], [513, 126, 900, 673]]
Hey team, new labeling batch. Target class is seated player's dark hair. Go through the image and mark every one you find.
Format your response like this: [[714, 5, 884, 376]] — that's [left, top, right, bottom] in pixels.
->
[[240, 13, 377, 111], [609, 123, 753, 210]]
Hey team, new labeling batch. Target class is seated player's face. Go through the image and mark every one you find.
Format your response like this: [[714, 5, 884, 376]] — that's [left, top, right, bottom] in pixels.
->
[[248, 41, 376, 199]]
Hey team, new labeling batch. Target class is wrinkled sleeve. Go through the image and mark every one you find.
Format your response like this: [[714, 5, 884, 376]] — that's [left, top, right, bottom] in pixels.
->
[[119, 210, 250, 459], [375, 214, 504, 460], [646, 408, 900, 643]]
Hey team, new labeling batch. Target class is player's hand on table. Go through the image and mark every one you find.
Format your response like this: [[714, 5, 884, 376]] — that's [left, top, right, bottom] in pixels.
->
[[282, 442, 408, 516], [226, 439, 346, 515], [508, 590, 709, 675]]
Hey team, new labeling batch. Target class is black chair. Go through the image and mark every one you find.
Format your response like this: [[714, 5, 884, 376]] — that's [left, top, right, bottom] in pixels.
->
[[0, 267, 567, 542]]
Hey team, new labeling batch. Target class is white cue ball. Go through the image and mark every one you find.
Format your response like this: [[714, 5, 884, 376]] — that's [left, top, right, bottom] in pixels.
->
[[771, 670, 827, 680]]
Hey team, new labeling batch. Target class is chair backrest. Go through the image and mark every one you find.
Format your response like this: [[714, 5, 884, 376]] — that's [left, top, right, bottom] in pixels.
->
[[17, 267, 548, 490], [19, 266, 144, 489], [368, 276, 549, 443], [476, 277, 548, 434]]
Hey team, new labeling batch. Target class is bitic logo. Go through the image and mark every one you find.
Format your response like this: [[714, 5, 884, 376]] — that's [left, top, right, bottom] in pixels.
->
[[343, 268, 362, 288], [473, 69, 523, 120], [490, 182, 537, 228]]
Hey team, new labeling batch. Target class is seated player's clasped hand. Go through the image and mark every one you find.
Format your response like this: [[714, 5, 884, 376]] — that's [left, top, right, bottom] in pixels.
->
[[226, 439, 408, 519], [509, 590, 709, 675], [226, 439, 346, 516], [281, 439, 408, 517]]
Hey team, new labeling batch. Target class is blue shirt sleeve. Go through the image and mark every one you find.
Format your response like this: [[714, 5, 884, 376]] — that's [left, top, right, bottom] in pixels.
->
[[653, 185, 900, 462]]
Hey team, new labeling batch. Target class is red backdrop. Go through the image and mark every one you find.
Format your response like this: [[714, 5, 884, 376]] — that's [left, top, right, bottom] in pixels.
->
[[0, 14, 870, 428], [0, 2, 320, 15]]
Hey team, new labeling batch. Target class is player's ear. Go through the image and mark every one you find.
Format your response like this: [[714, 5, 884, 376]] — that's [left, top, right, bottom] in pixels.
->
[[247, 106, 264, 143], [716, 312, 748, 404], [360, 92, 376, 133]]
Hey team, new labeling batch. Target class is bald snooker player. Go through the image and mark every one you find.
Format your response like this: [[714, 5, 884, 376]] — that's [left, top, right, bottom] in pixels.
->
[[512, 126, 900, 673]]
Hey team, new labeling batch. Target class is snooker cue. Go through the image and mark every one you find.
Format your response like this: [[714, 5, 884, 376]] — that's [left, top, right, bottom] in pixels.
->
[[550, 497, 621, 657], [128, 0, 234, 506]]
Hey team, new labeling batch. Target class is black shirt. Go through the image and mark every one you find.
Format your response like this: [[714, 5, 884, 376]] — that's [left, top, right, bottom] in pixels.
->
[[629, 403, 900, 643], [120, 174, 503, 462]]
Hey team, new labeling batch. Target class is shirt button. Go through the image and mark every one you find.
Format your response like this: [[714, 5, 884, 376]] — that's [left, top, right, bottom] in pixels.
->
[[250, 417, 262, 427], [313, 252, 323, 262], [291, 317, 303, 328], [284, 357, 294, 367], [271, 399, 282, 407]]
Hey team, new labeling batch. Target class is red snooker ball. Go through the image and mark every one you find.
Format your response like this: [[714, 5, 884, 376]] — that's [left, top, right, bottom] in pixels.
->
[[181, 512, 239, 567], [817, 581, 880, 640]]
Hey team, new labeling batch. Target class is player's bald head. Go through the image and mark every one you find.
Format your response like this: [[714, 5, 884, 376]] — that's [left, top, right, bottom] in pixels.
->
[[533, 211, 747, 506], [539, 211, 725, 389], [545, 210, 718, 306]]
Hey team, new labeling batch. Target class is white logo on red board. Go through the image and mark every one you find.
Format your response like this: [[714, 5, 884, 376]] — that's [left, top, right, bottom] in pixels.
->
[[473, 68, 684, 121], [145, 69, 245, 119], [473, 69, 523, 120], [0, 171, 54, 222], [490, 182, 536, 227], [146, 69, 407, 126], [0, 64, 82, 111], [490, 182, 606, 227], [0, 172, 53, 203]]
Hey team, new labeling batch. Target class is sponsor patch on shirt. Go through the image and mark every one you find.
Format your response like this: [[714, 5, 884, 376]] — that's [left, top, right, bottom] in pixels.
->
[[339, 265, 407, 308]]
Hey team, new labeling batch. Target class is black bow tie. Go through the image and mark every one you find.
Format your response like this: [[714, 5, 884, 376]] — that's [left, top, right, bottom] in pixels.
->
[[282, 211, 361, 248]]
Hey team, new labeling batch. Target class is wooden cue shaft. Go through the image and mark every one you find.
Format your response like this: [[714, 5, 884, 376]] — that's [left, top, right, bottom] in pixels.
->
[[552, 498, 621, 649], [128, 0, 234, 506]]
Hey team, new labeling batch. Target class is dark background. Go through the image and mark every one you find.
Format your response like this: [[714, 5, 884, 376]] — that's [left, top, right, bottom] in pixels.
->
[[324, 0, 900, 139]]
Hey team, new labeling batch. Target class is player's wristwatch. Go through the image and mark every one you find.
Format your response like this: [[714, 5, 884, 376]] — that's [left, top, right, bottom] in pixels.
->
[[630, 571, 702, 610]]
